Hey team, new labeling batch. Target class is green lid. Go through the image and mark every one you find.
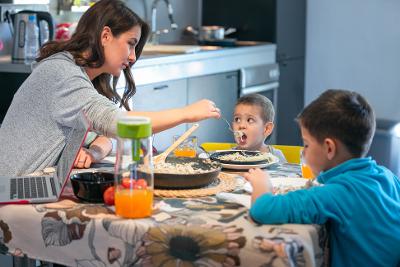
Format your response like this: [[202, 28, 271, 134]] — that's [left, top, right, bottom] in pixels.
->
[[117, 115, 152, 138]]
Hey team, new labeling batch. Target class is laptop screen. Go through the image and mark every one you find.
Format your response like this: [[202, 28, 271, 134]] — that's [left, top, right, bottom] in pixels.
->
[[56, 112, 90, 186]]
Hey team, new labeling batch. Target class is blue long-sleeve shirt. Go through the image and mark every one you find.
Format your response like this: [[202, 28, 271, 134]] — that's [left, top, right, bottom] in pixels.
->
[[250, 157, 400, 267]]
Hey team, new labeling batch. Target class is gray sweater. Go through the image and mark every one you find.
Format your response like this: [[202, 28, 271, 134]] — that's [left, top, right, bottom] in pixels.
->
[[0, 52, 121, 176]]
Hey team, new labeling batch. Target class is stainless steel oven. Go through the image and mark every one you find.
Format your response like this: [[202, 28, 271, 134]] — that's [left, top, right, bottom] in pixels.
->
[[239, 63, 280, 144]]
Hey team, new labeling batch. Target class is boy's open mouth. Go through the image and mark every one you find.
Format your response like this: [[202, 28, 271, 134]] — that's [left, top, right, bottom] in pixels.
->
[[237, 132, 247, 144]]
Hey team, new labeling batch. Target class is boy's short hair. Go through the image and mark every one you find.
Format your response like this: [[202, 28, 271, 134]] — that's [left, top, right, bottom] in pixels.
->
[[297, 89, 376, 157], [236, 93, 275, 123]]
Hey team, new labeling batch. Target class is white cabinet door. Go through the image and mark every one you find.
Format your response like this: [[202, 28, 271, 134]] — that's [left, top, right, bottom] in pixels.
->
[[188, 71, 239, 145], [131, 79, 187, 151]]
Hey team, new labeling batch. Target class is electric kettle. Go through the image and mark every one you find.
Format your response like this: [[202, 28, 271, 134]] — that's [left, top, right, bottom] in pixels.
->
[[11, 10, 54, 63]]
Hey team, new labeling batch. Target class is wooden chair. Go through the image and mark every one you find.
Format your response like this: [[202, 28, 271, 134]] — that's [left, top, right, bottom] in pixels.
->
[[200, 142, 303, 164]]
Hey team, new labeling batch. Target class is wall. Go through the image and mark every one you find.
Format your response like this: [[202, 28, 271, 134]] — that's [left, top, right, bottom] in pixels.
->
[[305, 0, 400, 121]]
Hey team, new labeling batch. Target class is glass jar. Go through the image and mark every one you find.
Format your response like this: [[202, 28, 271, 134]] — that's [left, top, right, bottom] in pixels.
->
[[114, 115, 154, 218], [300, 149, 314, 179], [172, 135, 198, 158]]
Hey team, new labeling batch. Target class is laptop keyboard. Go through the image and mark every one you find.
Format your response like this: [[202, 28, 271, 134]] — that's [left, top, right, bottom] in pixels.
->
[[10, 176, 53, 200]]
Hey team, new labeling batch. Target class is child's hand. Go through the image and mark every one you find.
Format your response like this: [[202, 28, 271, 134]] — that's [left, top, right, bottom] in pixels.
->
[[243, 168, 273, 204], [74, 148, 95, 169]]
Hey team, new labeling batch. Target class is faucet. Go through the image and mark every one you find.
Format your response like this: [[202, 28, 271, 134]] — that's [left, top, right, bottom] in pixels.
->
[[150, 0, 178, 45]]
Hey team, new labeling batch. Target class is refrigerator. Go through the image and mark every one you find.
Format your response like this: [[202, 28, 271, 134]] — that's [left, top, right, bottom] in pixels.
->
[[202, 0, 306, 145]]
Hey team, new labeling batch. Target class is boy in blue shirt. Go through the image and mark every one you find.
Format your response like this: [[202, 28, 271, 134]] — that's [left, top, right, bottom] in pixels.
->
[[244, 89, 400, 267]]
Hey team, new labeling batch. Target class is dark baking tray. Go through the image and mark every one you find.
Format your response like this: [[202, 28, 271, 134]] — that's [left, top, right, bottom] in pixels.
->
[[154, 157, 221, 189]]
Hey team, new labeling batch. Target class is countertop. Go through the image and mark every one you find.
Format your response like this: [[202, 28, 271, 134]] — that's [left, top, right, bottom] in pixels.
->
[[0, 43, 277, 86]]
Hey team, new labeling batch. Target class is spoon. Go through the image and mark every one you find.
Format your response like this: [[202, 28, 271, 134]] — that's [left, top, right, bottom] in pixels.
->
[[221, 116, 244, 142], [153, 123, 199, 164]]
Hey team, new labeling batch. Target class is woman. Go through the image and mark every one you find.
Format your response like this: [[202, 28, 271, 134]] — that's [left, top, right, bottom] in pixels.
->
[[0, 0, 220, 176]]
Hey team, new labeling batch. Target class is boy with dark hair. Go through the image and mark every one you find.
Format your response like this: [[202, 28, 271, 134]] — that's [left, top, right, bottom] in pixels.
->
[[233, 93, 286, 162], [244, 89, 400, 267]]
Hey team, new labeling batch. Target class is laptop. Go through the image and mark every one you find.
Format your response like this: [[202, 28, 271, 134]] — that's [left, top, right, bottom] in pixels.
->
[[0, 111, 90, 204]]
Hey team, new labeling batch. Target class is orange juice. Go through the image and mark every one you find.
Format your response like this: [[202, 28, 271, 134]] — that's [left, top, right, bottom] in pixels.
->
[[173, 147, 196, 157], [301, 164, 314, 179], [115, 188, 153, 218]]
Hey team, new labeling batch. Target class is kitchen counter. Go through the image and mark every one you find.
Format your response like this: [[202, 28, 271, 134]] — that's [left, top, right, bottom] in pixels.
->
[[0, 43, 276, 86]]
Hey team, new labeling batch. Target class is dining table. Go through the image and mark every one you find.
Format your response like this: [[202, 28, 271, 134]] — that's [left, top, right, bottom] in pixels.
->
[[0, 163, 328, 267]]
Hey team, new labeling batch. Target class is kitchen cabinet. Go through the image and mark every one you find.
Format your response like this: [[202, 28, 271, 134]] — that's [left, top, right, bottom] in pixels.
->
[[130, 79, 187, 151], [0, 72, 30, 123], [187, 71, 239, 145]]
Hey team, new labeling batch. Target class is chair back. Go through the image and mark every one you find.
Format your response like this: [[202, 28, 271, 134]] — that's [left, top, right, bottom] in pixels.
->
[[200, 142, 236, 152], [272, 145, 303, 164]]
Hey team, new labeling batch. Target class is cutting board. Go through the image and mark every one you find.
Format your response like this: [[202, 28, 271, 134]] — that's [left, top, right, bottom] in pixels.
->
[[142, 44, 202, 54]]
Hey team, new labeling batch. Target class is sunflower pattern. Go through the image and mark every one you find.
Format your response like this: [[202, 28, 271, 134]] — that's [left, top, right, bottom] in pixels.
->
[[137, 224, 246, 267]]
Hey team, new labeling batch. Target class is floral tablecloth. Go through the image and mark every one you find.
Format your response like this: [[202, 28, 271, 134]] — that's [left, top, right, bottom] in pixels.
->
[[0, 165, 327, 267]]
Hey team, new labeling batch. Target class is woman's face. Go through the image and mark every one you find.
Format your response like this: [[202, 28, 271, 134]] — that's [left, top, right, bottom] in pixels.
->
[[232, 104, 272, 151], [102, 25, 142, 77]]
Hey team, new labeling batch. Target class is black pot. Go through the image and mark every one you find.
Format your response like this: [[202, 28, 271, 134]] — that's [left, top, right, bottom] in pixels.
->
[[70, 172, 114, 203], [154, 157, 221, 189]]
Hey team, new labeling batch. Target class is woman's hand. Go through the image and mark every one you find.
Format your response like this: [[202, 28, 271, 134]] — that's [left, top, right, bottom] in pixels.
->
[[128, 99, 221, 133], [74, 136, 112, 169], [243, 168, 273, 204], [183, 99, 221, 122], [74, 147, 95, 169]]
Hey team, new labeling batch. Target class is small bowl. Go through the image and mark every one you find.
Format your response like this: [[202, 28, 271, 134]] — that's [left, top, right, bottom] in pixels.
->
[[70, 172, 114, 203]]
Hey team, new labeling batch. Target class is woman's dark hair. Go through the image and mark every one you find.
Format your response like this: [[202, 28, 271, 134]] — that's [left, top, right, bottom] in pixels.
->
[[297, 89, 376, 157], [236, 93, 275, 123], [37, 0, 150, 110]]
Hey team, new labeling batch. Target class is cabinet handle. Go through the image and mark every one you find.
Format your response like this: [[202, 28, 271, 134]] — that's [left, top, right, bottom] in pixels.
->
[[225, 74, 237, 79], [153, 85, 169, 90]]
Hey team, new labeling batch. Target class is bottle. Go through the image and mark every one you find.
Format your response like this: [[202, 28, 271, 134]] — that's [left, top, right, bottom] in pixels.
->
[[114, 115, 154, 218], [24, 14, 39, 64]]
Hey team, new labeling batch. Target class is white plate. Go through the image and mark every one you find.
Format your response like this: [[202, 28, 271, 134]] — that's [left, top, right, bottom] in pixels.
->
[[243, 177, 309, 193], [219, 154, 279, 170]]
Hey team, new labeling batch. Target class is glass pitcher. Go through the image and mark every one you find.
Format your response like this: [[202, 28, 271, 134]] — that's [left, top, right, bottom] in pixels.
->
[[114, 115, 154, 218]]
